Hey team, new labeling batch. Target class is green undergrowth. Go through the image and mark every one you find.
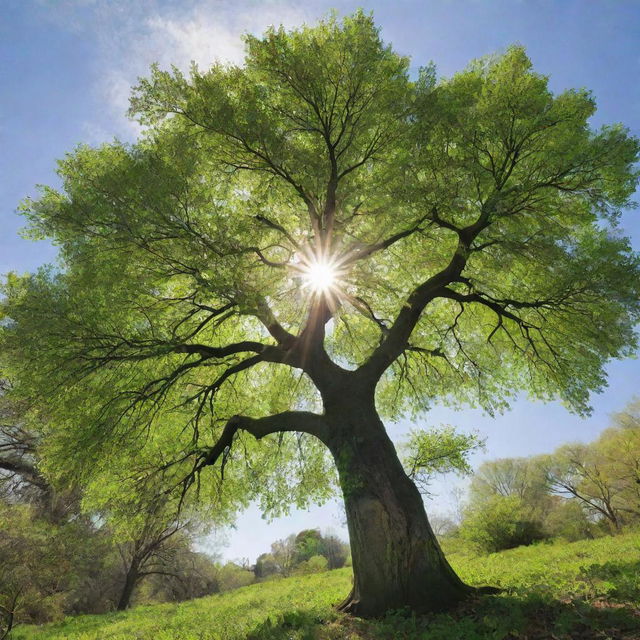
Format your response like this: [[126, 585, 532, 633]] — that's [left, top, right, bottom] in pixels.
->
[[13, 532, 640, 639]]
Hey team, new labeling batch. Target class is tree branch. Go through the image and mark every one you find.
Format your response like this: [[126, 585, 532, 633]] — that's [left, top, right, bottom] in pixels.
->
[[191, 411, 327, 478], [340, 212, 431, 265], [356, 196, 505, 379], [0, 457, 48, 492]]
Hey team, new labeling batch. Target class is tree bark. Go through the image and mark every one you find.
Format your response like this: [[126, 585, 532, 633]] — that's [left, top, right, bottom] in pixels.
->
[[323, 390, 473, 617], [116, 561, 140, 611]]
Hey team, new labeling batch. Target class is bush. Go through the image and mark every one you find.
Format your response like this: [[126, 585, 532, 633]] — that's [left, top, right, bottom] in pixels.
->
[[217, 563, 255, 592], [544, 499, 594, 542], [460, 495, 546, 553], [295, 554, 328, 575]]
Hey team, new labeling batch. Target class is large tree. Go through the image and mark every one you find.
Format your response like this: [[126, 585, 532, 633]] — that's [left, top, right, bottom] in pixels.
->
[[2, 13, 639, 616]]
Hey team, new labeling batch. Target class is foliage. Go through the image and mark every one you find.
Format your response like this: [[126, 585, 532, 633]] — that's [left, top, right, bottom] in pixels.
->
[[0, 503, 91, 637], [294, 554, 329, 575], [543, 499, 595, 542], [269, 535, 298, 578], [217, 563, 255, 593], [293, 529, 324, 564], [0, 382, 218, 615], [12, 532, 640, 640], [401, 425, 485, 495], [137, 548, 221, 603], [256, 529, 349, 580], [470, 456, 548, 503], [462, 402, 640, 549], [254, 553, 280, 580], [541, 402, 640, 532], [319, 534, 349, 570], [460, 494, 546, 552]]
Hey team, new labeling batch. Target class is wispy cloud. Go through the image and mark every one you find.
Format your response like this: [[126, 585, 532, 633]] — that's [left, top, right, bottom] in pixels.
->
[[43, 0, 327, 141]]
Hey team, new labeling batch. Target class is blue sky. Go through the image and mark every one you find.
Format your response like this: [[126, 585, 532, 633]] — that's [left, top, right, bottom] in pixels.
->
[[1, 0, 639, 562]]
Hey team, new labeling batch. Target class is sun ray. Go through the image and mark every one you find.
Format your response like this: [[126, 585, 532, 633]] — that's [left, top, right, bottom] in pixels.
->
[[303, 260, 337, 293]]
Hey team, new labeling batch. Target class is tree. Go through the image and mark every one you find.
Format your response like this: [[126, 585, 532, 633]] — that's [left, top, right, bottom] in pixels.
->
[[596, 400, 640, 522], [470, 457, 551, 517], [2, 12, 639, 616], [542, 444, 624, 532], [321, 533, 349, 570], [217, 563, 255, 592], [112, 509, 189, 610], [270, 535, 298, 578], [254, 552, 280, 579], [542, 402, 640, 532], [0, 385, 83, 525], [401, 425, 485, 496], [0, 382, 206, 612], [0, 382, 49, 504], [543, 498, 593, 541], [141, 545, 221, 602], [463, 457, 553, 551], [0, 502, 89, 637], [294, 529, 324, 563], [80, 470, 208, 611], [296, 554, 329, 575]]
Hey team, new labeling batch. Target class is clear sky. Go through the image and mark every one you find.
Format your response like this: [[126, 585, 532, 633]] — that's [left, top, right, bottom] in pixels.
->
[[2, 0, 639, 563]]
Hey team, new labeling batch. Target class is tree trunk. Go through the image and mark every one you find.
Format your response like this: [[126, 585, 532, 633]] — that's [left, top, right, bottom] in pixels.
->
[[323, 393, 473, 618], [117, 561, 140, 611]]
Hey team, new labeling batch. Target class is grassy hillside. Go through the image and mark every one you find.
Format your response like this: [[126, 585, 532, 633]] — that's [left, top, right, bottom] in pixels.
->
[[14, 533, 640, 640]]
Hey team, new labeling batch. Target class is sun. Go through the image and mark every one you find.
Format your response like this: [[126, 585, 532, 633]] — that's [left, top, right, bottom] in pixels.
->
[[303, 260, 337, 293]]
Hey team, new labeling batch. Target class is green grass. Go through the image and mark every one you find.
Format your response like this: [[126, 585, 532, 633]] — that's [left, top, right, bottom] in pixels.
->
[[13, 533, 640, 640]]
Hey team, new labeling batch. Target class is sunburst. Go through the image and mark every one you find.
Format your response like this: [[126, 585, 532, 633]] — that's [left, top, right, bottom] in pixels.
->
[[291, 244, 350, 313], [301, 260, 338, 293]]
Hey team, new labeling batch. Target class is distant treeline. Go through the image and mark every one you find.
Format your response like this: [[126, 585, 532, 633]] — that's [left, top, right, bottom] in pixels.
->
[[443, 399, 640, 553]]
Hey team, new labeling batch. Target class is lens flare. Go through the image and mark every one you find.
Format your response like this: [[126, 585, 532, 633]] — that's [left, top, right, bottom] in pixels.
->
[[304, 261, 336, 293]]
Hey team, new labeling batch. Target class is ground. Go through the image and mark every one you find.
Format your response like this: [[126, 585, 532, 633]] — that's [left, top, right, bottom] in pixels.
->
[[13, 532, 640, 640]]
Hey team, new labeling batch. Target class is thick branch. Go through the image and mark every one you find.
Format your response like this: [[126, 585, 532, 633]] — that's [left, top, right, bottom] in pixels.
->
[[173, 341, 267, 359], [357, 199, 498, 379], [254, 215, 301, 250], [0, 457, 48, 491], [358, 240, 469, 379], [253, 298, 297, 347], [200, 411, 328, 470]]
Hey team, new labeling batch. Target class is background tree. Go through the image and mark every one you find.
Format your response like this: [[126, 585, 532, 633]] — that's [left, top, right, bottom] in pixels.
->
[[140, 544, 221, 603], [270, 535, 298, 578], [461, 457, 550, 551], [112, 510, 189, 611], [0, 382, 55, 513], [79, 465, 212, 611], [402, 426, 485, 496], [596, 401, 640, 521], [469, 457, 546, 502], [542, 444, 624, 532], [321, 533, 349, 570], [0, 502, 96, 638], [541, 404, 640, 532], [217, 563, 255, 592], [254, 552, 280, 580], [2, 12, 639, 616], [294, 529, 324, 564]]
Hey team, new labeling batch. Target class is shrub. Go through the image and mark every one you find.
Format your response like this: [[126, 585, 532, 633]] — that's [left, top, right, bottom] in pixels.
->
[[460, 495, 546, 553], [544, 499, 594, 542], [295, 555, 329, 575]]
